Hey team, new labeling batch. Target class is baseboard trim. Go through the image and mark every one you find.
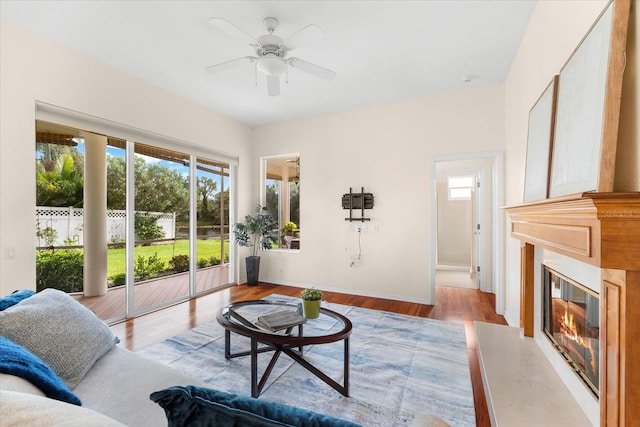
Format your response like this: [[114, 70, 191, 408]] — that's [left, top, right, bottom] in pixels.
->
[[261, 278, 432, 305], [436, 265, 471, 272]]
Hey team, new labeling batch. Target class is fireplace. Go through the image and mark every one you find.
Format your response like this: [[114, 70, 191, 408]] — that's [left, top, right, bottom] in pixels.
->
[[542, 266, 599, 397], [507, 193, 640, 425]]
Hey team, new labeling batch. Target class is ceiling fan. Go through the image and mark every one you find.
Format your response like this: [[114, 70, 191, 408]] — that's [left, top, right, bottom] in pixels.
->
[[206, 17, 336, 96]]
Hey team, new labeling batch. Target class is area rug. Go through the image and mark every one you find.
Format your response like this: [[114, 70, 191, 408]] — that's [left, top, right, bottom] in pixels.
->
[[137, 295, 475, 426]]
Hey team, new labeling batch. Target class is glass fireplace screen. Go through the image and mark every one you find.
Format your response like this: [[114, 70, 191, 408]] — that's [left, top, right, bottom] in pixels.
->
[[542, 266, 599, 397]]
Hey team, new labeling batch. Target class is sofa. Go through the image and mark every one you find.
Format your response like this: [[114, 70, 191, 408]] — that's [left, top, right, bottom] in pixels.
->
[[1, 346, 201, 426], [0, 288, 370, 427], [0, 288, 208, 426]]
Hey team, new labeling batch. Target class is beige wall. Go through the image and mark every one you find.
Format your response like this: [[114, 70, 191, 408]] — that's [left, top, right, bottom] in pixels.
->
[[252, 84, 505, 303], [0, 20, 253, 296], [503, 0, 639, 325], [1, 1, 638, 311]]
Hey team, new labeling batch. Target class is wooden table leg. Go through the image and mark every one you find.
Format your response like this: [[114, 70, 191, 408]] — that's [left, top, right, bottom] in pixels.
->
[[251, 338, 258, 398], [344, 337, 350, 396]]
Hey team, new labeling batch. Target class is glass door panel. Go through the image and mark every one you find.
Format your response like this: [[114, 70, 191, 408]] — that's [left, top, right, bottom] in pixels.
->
[[133, 143, 190, 313], [195, 157, 231, 293], [104, 139, 127, 321], [35, 134, 87, 298], [35, 122, 128, 323]]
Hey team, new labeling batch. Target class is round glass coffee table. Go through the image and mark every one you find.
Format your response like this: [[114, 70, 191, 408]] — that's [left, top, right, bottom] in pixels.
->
[[217, 299, 352, 398]]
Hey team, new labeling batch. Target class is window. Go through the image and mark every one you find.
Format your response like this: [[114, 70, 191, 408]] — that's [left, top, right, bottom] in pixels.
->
[[263, 155, 300, 250], [448, 175, 474, 200]]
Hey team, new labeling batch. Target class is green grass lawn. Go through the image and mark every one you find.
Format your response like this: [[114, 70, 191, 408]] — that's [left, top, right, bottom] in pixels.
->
[[107, 239, 229, 278]]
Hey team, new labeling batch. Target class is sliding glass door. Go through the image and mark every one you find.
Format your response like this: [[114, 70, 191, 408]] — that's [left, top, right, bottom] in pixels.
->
[[35, 119, 234, 323]]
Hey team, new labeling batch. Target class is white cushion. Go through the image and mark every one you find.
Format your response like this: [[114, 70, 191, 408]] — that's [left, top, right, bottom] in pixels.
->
[[0, 390, 126, 426], [0, 373, 46, 396], [74, 346, 205, 427]]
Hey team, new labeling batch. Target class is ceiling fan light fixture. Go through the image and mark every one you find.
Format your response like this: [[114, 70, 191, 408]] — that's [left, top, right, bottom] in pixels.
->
[[257, 55, 285, 76], [206, 16, 335, 95]]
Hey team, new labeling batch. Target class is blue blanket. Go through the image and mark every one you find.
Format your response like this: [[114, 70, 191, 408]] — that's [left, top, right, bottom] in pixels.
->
[[0, 336, 81, 405], [0, 289, 35, 311]]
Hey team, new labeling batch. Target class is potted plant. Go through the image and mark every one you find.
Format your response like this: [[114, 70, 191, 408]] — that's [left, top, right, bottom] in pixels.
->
[[233, 205, 277, 286], [300, 288, 322, 319], [283, 221, 297, 236]]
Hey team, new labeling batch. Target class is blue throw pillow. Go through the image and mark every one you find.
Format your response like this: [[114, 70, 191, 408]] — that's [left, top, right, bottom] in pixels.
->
[[0, 290, 35, 311], [0, 337, 81, 406], [150, 385, 362, 427]]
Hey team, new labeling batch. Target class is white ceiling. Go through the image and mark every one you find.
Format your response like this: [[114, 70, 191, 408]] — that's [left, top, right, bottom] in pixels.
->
[[0, 0, 536, 127]]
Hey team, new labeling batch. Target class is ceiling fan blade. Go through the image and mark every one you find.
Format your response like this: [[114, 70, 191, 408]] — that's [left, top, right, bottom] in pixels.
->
[[282, 24, 325, 50], [208, 17, 257, 43], [205, 56, 255, 73], [266, 75, 280, 96], [287, 57, 336, 80]]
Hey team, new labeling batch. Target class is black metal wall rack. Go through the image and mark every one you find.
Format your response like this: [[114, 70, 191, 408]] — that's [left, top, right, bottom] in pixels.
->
[[342, 187, 374, 222]]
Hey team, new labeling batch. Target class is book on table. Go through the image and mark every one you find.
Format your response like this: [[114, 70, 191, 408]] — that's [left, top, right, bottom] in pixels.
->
[[256, 310, 307, 332]]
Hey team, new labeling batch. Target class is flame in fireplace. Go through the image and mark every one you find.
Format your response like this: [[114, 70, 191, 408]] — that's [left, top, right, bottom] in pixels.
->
[[544, 267, 600, 395], [561, 310, 584, 346], [560, 308, 597, 376]]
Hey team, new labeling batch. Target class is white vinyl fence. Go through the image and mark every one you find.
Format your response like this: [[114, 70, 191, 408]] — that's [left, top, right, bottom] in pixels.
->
[[36, 206, 175, 247]]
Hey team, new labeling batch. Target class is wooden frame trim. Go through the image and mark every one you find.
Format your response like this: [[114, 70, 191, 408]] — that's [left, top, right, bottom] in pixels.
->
[[598, 0, 632, 192], [512, 221, 591, 258], [520, 243, 534, 336]]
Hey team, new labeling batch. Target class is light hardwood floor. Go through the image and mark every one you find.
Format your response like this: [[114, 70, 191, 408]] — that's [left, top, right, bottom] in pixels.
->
[[110, 283, 508, 427]]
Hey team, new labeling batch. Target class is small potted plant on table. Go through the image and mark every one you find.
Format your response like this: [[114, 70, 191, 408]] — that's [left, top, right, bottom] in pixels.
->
[[300, 288, 322, 319]]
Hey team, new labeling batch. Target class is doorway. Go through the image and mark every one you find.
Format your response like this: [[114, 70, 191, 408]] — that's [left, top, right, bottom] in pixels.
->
[[429, 151, 505, 314], [435, 171, 478, 289]]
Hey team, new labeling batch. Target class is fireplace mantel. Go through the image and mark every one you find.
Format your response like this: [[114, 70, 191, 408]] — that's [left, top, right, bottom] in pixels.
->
[[506, 193, 640, 426], [508, 193, 640, 269]]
